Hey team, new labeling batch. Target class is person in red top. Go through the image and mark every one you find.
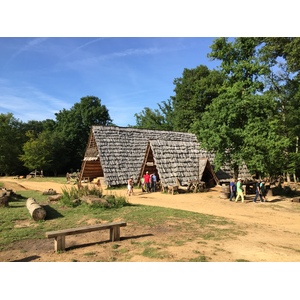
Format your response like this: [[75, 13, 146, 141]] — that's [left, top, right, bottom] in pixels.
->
[[143, 171, 151, 192]]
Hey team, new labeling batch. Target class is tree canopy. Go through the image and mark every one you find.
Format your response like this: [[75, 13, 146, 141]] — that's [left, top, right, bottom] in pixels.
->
[[134, 37, 300, 179]]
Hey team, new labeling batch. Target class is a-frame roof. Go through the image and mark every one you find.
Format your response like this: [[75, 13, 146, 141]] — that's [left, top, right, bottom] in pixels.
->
[[139, 140, 220, 186], [81, 126, 200, 186], [80, 125, 252, 186]]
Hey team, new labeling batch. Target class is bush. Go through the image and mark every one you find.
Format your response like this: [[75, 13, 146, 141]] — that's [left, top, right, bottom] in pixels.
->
[[104, 195, 128, 208], [60, 185, 128, 209]]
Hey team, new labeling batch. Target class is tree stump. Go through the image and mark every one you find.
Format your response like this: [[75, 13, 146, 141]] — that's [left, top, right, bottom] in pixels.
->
[[26, 197, 46, 221], [220, 184, 229, 199]]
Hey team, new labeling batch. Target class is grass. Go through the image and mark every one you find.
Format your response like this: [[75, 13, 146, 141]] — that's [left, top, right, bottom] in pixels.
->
[[19, 176, 69, 184], [142, 246, 170, 259], [0, 181, 246, 261]]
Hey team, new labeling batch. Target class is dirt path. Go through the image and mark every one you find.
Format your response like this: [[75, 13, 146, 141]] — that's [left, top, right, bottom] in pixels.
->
[[1, 176, 300, 262]]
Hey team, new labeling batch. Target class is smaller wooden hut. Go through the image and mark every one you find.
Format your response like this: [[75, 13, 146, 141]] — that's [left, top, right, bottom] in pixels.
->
[[138, 140, 219, 188], [198, 158, 220, 187]]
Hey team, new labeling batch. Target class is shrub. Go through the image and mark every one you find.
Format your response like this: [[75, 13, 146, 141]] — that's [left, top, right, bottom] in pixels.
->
[[60, 186, 128, 209]]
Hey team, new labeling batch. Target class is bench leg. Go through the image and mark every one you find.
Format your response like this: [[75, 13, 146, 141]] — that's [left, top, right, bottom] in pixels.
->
[[110, 226, 120, 242], [54, 235, 65, 252]]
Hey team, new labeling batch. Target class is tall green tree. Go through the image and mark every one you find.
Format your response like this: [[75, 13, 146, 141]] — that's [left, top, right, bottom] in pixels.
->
[[54, 96, 112, 171], [171, 65, 224, 132], [0, 113, 26, 176], [19, 130, 55, 175], [134, 99, 174, 130], [259, 38, 300, 179], [192, 38, 282, 178]]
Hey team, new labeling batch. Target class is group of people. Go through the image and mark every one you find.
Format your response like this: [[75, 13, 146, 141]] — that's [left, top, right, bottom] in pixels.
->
[[126, 171, 158, 196], [229, 178, 266, 203], [141, 171, 157, 193]]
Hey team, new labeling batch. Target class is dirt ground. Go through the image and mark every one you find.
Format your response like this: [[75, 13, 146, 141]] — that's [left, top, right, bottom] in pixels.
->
[[1, 176, 300, 262]]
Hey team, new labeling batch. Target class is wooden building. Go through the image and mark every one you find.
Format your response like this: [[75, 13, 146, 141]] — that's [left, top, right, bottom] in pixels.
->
[[79, 126, 252, 187], [138, 140, 220, 187]]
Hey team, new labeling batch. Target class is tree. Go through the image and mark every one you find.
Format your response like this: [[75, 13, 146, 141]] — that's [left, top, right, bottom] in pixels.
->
[[0, 113, 26, 176], [258, 38, 300, 180], [192, 38, 277, 178], [134, 99, 174, 130], [54, 96, 113, 171], [19, 130, 53, 175], [171, 65, 224, 132]]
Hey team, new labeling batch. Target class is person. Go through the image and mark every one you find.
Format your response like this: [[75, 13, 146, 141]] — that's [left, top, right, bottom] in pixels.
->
[[229, 178, 236, 201], [144, 171, 151, 192], [151, 173, 157, 192], [235, 178, 244, 203], [253, 179, 264, 203], [260, 180, 266, 201], [140, 177, 146, 192], [127, 177, 134, 196], [66, 172, 71, 183]]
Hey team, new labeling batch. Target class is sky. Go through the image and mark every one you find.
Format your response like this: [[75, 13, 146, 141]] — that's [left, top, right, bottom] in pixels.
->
[[0, 37, 220, 126], [1, 2, 297, 128]]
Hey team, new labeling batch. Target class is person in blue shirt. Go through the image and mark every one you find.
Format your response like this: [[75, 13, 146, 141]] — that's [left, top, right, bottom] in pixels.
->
[[151, 173, 157, 192], [229, 178, 236, 201]]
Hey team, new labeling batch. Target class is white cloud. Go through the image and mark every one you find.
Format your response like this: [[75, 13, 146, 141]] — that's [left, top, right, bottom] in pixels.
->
[[0, 79, 70, 122]]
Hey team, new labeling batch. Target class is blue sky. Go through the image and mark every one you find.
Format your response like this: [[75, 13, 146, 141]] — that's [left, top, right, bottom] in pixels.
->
[[1, 2, 296, 127], [0, 37, 220, 126]]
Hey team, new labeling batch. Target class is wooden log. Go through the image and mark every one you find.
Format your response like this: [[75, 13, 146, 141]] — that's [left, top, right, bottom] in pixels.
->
[[291, 197, 300, 203], [26, 197, 46, 221], [48, 194, 62, 201]]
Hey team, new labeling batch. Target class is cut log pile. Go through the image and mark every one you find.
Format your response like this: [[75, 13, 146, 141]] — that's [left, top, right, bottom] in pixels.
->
[[26, 197, 46, 221]]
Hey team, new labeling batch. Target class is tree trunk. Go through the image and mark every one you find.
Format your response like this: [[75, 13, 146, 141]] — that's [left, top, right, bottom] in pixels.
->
[[286, 172, 291, 183], [233, 163, 239, 180], [293, 173, 297, 183], [26, 198, 46, 221]]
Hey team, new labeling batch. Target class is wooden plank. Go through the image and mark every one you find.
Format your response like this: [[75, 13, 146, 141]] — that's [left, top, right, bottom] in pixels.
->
[[46, 221, 127, 238]]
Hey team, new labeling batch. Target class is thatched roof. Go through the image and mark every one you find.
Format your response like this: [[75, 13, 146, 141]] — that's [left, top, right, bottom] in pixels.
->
[[139, 140, 219, 186], [81, 126, 199, 186], [80, 125, 252, 186]]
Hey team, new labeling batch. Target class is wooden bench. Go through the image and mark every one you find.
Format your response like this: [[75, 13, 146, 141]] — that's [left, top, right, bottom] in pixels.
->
[[175, 178, 193, 193], [45, 221, 127, 252]]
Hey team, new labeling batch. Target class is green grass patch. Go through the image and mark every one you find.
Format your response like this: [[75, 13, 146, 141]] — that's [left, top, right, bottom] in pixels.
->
[[23, 176, 68, 184], [0, 182, 245, 256], [83, 252, 96, 256], [142, 247, 170, 259]]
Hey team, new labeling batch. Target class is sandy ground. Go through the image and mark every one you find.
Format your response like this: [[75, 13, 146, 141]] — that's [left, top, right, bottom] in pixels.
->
[[1, 176, 300, 262]]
